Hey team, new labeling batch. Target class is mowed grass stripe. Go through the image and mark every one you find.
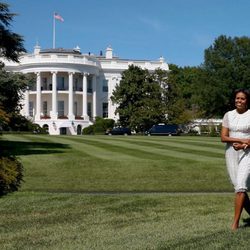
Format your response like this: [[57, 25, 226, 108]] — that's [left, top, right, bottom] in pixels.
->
[[118, 136, 224, 150], [53, 135, 166, 162], [76, 136, 224, 160], [112, 137, 224, 157], [62, 136, 174, 161], [166, 136, 223, 146], [1, 134, 34, 142], [72, 136, 224, 163], [39, 135, 142, 161], [134, 135, 223, 148], [95, 134, 223, 150]]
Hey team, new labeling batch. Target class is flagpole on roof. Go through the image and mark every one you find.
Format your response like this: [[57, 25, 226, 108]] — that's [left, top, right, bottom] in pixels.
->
[[53, 12, 56, 49], [53, 12, 64, 49]]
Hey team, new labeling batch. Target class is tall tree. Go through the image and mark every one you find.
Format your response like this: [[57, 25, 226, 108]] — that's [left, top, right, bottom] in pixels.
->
[[168, 36, 250, 119], [0, 70, 33, 114], [201, 35, 250, 117], [166, 64, 204, 124], [111, 65, 169, 132], [0, 2, 35, 131], [0, 3, 26, 196], [0, 2, 26, 63], [0, 69, 35, 131]]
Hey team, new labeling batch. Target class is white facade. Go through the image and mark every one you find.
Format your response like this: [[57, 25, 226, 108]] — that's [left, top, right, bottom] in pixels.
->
[[2, 45, 169, 135]]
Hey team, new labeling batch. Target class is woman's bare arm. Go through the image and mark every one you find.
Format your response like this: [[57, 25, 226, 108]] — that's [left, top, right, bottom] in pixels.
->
[[221, 126, 250, 144]]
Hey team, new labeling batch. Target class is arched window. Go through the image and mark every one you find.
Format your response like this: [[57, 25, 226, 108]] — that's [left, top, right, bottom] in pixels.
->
[[42, 124, 49, 133]]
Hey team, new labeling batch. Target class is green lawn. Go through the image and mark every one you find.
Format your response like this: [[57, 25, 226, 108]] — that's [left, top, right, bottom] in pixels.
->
[[1, 134, 250, 249], [1, 134, 230, 192]]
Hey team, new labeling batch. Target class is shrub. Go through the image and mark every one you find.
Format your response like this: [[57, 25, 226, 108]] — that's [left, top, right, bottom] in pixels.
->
[[2, 113, 47, 133], [94, 117, 115, 133], [32, 123, 48, 134], [82, 125, 94, 135], [83, 117, 115, 135], [0, 156, 24, 197]]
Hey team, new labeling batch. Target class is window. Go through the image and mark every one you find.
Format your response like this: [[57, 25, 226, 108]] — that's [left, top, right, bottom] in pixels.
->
[[43, 101, 48, 116], [29, 101, 33, 117], [58, 101, 64, 117], [74, 78, 78, 91], [74, 102, 77, 115], [29, 82, 36, 91], [102, 102, 108, 118], [42, 77, 47, 90], [87, 79, 92, 93], [57, 76, 65, 90], [87, 102, 92, 117], [102, 80, 108, 92]]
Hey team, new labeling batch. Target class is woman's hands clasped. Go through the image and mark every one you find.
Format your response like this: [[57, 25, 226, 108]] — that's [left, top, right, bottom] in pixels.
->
[[233, 143, 246, 151], [233, 139, 250, 151]]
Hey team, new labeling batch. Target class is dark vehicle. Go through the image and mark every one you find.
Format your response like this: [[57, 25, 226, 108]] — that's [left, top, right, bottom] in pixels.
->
[[105, 127, 131, 135], [146, 124, 181, 136]]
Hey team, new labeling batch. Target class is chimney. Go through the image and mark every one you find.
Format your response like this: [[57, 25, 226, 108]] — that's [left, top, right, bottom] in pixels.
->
[[105, 46, 113, 59], [73, 45, 81, 53], [159, 56, 165, 63], [34, 44, 41, 55]]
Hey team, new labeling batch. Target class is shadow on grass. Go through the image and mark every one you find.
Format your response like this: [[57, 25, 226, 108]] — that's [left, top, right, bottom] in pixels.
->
[[0, 140, 71, 156], [243, 217, 250, 228]]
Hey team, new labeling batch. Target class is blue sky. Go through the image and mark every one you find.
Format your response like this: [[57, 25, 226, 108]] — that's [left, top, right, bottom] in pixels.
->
[[6, 0, 250, 67]]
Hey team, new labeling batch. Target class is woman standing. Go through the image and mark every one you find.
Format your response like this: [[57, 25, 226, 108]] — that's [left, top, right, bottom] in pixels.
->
[[221, 89, 250, 230]]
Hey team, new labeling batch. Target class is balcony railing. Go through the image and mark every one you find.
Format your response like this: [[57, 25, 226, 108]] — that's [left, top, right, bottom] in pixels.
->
[[41, 115, 51, 119], [58, 115, 68, 119], [21, 54, 99, 67], [75, 116, 84, 120]]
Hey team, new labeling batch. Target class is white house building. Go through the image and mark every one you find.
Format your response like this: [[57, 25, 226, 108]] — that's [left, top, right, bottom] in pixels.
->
[[2, 45, 169, 135]]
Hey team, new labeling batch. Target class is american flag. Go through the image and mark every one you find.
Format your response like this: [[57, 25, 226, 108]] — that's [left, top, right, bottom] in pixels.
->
[[54, 13, 64, 22]]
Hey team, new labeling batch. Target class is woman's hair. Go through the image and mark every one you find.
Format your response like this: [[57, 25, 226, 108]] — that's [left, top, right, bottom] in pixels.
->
[[234, 88, 250, 107]]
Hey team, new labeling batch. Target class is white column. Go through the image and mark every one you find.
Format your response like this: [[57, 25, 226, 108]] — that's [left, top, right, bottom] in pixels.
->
[[51, 71, 57, 119], [92, 75, 97, 119], [25, 88, 30, 117], [108, 77, 114, 118], [35, 72, 41, 120], [81, 73, 88, 120], [68, 72, 74, 120]]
